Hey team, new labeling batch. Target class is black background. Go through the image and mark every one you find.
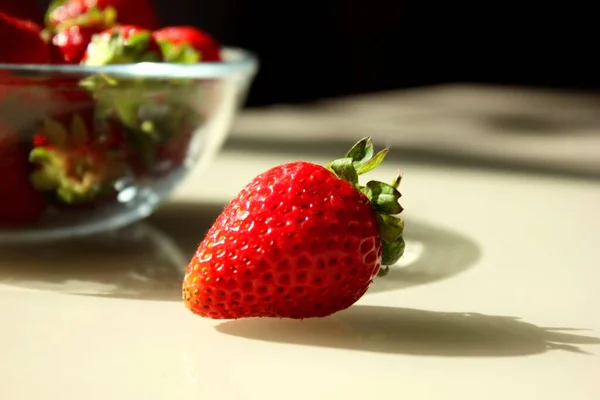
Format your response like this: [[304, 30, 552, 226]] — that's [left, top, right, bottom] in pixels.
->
[[40, 0, 600, 107]]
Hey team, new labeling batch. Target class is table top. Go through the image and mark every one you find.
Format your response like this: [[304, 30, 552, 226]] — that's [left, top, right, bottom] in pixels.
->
[[1, 85, 599, 399]]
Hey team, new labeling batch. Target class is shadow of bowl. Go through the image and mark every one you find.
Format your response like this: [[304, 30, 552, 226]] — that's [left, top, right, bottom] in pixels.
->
[[0, 222, 187, 301], [0, 202, 480, 301], [0, 202, 225, 301], [216, 305, 600, 357]]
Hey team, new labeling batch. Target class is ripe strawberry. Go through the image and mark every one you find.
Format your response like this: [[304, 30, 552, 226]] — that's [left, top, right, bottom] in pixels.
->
[[80, 24, 163, 65], [153, 26, 221, 63], [49, 21, 107, 64], [46, 0, 159, 31], [28, 112, 128, 205], [0, 122, 47, 226], [0, 13, 53, 135], [183, 137, 406, 319], [0, 0, 44, 25], [0, 11, 50, 64]]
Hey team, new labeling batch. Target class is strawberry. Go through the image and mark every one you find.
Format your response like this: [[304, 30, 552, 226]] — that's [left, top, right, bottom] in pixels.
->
[[0, 0, 44, 25], [0, 13, 54, 138], [182, 137, 406, 319], [0, 11, 50, 64], [50, 24, 97, 64], [49, 20, 107, 64], [153, 26, 221, 63], [46, 0, 159, 32], [0, 122, 47, 226], [43, 1, 118, 64], [80, 24, 163, 66], [77, 24, 164, 140], [28, 112, 128, 205]]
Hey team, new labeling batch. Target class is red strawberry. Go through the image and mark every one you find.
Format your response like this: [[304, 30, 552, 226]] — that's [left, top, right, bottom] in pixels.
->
[[153, 26, 221, 63], [80, 24, 163, 65], [0, 11, 50, 64], [44, 1, 117, 64], [28, 112, 128, 205], [182, 137, 406, 319], [46, 0, 159, 31], [0, 0, 44, 25], [0, 14, 53, 136], [0, 122, 47, 226], [49, 21, 107, 64]]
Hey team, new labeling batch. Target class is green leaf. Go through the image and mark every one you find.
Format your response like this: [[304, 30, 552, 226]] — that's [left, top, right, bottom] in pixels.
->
[[114, 96, 141, 129], [54, 6, 116, 33], [365, 180, 402, 214], [43, 119, 68, 147], [29, 169, 59, 192], [390, 172, 402, 189], [159, 41, 201, 64], [79, 74, 118, 91], [356, 148, 388, 175], [324, 137, 406, 279], [345, 137, 374, 170], [179, 46, 202, 63], [29, 148, 53, 164], [29, 148, 63, 192], [70, 114, 89, 146], [377, 265, 390, 277], [327, 157, 359, 186], [82, 34, 119, 66], [140, 120, 157, 135], [381, 237, 405, 266], [139, 51, 163, 62], [45, 0, 68, 28], [126, 31, 152, 53], [377, 214, 405, 242], [102, 6, 117, 26]]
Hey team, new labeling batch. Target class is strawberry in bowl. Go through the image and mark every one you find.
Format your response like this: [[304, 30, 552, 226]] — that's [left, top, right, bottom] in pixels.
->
[[0, 2, 258, 242]]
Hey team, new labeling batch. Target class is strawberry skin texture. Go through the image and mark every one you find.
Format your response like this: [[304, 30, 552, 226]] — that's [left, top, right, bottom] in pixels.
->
[[48, 0, 159, 31], [183, 161, 383, 319], [0, 124, 46, 226], [153, 26, 221, 62], [0, 12, 50, 64], [50, 24, 100, 64]]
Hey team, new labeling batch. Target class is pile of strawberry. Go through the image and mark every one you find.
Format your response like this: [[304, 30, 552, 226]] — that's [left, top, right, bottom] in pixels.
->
[[0, 0, 222, 227]]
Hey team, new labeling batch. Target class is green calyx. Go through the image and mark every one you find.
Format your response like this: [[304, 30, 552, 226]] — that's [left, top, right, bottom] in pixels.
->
[[57, 7, 116, 33], [158, 41, 201, 64], [44, 0, 69, 27], [28, 115, 125, 205], [44, 4, 117, 36], [79, 29, 166, 136], [326, 137, 405, 277], [82, 30, 162, 67]]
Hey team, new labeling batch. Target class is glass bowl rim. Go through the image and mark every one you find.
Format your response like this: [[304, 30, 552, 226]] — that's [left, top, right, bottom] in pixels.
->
[[0, 47, 258, 80]]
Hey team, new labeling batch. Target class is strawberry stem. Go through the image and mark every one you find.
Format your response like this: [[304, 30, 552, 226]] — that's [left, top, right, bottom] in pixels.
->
[[326, 137, 405, 276], [158, 41, 202, 63], [28, 115, 127, 205], [82, 30, 161, 67]]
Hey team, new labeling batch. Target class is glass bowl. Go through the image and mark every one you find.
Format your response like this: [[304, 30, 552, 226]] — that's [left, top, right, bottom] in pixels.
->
[[0, 48, 258, 243]]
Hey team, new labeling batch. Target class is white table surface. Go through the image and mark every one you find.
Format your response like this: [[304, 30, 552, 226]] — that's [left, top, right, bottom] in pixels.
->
[[1, 86, 599, 399]]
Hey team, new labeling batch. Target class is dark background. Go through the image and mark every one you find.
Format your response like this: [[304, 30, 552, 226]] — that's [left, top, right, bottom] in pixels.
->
[[41, 0, 600, 107]]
